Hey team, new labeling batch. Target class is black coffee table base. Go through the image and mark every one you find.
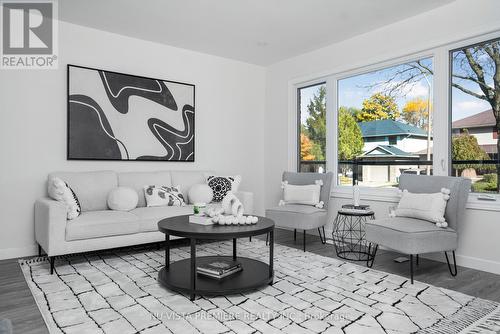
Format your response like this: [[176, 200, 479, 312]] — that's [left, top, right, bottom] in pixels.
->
[[157, 215, 275, 301], [158, 256, 273, 298]]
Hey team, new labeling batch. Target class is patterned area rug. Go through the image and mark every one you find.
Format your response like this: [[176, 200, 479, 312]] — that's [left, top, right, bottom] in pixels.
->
[[20, 240, 500, 334]]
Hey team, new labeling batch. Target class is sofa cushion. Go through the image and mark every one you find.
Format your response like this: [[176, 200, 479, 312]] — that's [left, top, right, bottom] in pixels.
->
[[266, 205, 327, 230], [49, 171, 117, 211], [66, 210, 139, 241], [131, 206, 194, 232], [170, 171, 213, 202], [365, 217, 458, 254], [118, 171, 172, 208]]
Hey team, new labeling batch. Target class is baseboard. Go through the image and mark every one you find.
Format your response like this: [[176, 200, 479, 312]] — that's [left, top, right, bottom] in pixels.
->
[[0, 244, 38, 260], [422, 253, 500, 276]]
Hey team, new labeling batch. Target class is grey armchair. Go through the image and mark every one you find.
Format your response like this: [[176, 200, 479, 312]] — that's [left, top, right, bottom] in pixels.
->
[[266, 171, 333, 251], [365, 174, 471, 283]]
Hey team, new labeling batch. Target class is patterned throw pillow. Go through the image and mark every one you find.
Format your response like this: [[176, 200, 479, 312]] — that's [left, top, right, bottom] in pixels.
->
[[205, 175, 241, 202], [47, 176, 81, 220], [144, 185, 185, 207]]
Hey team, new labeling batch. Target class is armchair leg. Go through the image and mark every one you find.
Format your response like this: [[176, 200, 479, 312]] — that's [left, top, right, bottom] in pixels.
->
[[303, 230, 306, 252], [416, 254, 419, 266], [366, 243, 378, 268], [409, 254, 414, 284], [38, 244, 42, 257], [317, 227, 326, 244], [445, 251, 458, 276], [266, 233, 269, 245], [49, 257, 55, 275]]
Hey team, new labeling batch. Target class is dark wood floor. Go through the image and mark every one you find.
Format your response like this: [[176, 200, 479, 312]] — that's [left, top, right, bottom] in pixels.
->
[[1, 228, 500, 334]]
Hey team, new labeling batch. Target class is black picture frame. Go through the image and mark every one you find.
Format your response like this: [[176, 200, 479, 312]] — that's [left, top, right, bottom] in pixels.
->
[[67, 64, 195, 161]]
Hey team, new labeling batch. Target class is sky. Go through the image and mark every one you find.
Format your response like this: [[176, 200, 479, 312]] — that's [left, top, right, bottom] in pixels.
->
[[299, 54, 494, 125]]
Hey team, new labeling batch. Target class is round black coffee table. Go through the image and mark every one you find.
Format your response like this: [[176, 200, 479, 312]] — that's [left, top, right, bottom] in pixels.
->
[[157, 215, 274, 300]]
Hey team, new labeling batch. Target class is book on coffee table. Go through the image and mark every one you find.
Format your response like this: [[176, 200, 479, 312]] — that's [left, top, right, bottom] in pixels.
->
[[189, 215, 214, 225], [197, 266, 243, 279], [197, 260, 242, 279]]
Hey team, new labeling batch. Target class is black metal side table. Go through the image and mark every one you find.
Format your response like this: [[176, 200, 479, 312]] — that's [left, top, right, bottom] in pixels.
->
[[332, 209, 375, 262]]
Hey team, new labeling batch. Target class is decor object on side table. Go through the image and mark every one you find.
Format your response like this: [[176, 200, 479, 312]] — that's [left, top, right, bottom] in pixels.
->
[[353, 181, 360, 207], [365, 174, 471, 284], [67, 65, 195, 161], [332, 206, 375, 262]]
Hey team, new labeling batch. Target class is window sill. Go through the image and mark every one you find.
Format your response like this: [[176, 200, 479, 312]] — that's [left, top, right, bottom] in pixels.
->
[[331, 186, 500, 212]]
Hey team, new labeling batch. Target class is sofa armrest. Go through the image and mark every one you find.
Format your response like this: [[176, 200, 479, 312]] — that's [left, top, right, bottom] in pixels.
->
[[35, 197, 68, 256], [234, 191, 254, 215]]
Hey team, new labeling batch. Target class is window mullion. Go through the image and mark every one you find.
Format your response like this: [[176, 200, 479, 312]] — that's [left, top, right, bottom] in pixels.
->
[[433, 47, 450, 176], [327, 76, 337, 177]]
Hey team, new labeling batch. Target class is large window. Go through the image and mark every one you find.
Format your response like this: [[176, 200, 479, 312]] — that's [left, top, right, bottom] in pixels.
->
[[294, 33, 500, 202], [337, 58, 434, 187], [298, 83, 326, 172], [451, 38, 500, 193]]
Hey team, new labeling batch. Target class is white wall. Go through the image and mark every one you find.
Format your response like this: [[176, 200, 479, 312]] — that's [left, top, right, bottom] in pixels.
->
[[0, 21, 266, 259], [265, 0, 500, 274]]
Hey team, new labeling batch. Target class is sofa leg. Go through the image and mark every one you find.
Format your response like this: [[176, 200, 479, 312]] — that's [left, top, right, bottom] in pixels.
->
[[49, 257, 55, 275], [445, 251, 457, 277], [303, 230, 306, 252], [409, 254, 414, 284], [294, 229, 297, 242], [266, 233, 269, 245], [38, 244, 42, 257], [416, 254, 419, 266]]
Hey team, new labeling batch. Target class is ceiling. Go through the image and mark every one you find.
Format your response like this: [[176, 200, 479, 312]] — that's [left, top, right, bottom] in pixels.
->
[[59, 0, 454, 65]]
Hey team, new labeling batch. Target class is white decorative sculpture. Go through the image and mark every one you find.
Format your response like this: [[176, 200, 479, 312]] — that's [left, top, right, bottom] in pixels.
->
[[204, 192, 258, 225], [222, 192, 244, 217]]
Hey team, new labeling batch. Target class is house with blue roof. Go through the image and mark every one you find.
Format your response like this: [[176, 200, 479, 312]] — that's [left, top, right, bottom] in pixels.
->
[[357, 119, 431, 156], [353, 119, 432, 185]]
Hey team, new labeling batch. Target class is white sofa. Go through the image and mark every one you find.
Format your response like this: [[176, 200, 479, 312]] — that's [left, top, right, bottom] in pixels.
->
[[35, 170, 253, 273]]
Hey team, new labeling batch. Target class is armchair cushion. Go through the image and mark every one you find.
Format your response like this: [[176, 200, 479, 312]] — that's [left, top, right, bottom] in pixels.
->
[[365, 217, 457, 255], [266, 205, 327, 230]]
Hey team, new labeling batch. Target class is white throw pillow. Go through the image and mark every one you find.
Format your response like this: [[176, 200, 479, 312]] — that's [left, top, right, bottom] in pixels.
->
[[107, 187, 138, 211], [393, 188, 451, 227], [47, 176, 81, 220], [144, 185, 186, 207], [205, 174, 241, 202], [279, 180, 324, 208], [188, 184, 214, 204]]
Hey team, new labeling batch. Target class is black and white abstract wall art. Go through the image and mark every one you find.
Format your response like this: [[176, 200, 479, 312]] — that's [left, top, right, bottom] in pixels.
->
[[67, 65, 195, 161]]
